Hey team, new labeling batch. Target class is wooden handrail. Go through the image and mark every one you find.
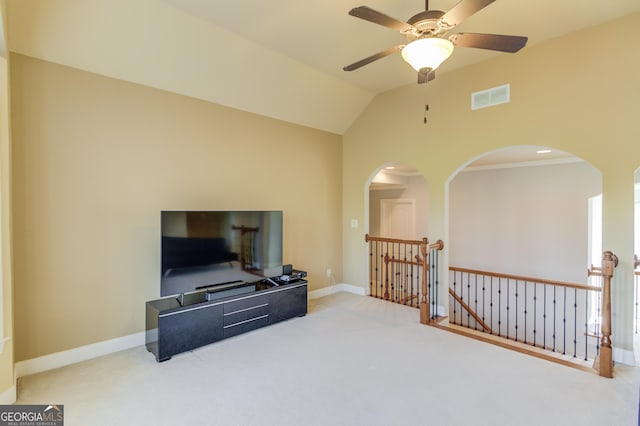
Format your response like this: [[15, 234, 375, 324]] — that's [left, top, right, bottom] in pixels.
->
[[430, 240, 444, 250], [449, 266, 601, 293], [365, 233, 428, 245], [448, 288, 492, 333]]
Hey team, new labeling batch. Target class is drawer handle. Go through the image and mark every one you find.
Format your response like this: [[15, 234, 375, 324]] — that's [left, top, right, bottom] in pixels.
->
[[223, 314, 269, 329], [224, 303, 268, 316]]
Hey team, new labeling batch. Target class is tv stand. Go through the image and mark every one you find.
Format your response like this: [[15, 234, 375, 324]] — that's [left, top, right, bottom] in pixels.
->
[[145, 279, 307, 362]]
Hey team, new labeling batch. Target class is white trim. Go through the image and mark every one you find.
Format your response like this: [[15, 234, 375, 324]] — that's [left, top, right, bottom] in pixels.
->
[[613, 347, 636, 366], [378, 169, 421, 178], [0, 383, 15, 404], [462, 157, 582, 172], [433, 304, 446, 317], [15, 331, 145, 378], [308, 283, 366, 300], [0, 336, 8, 354]]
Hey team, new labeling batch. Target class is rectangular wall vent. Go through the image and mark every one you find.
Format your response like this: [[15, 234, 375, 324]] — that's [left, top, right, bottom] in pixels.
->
[[471, 84, 510, 110]]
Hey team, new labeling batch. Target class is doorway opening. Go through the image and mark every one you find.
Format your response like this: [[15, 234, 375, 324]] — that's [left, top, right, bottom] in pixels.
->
[[365, 164, 436, 312]]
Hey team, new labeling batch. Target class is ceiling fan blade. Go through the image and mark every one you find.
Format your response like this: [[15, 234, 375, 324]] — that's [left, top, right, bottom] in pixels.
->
[[349, 6, 414, 33], [439, 0, 496, 30], [343, 45, 404, 71], [417, 69, 436, 84], [449, 33, 528, 52]]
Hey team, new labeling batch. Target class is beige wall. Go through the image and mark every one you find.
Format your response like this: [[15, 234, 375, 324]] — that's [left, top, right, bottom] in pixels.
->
[[10, 53, 343, 361], [343, 13, 640, 353], [450, 161, 601, 283]]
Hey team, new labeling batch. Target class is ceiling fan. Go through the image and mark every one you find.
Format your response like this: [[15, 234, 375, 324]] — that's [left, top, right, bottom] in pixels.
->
[[343, 0, 528, 84]]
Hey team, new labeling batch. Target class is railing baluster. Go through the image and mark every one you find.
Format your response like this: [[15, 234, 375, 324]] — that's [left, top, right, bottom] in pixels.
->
[[466, 272, 470, 328], [506, 278, 510, 340], [417, 255, 422, 309], [533, 282, 537, 347], [377, 241, 381, 298], [573, 288, 577, 358], [515, 280, 519, 342], [543, 284, 547, 351], [474, 274, 478, 331], [369, 240, 373, 296], [584, 289, 589, 361], [409, 244, 414, 307], [563, 287, 567, 355], [432, 247, 438, 319], [498, 278, 502, 337], [490, 277, 494, 335], [523, 281, 527, 344], [481, 276, 486, 333], [453, 271, 458, 325]]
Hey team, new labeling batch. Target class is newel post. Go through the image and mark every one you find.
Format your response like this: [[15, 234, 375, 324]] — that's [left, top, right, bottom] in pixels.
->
[[596, 250, 617, 378], [419, 238, 430, 324]]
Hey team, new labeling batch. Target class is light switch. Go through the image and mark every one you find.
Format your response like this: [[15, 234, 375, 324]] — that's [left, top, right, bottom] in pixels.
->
[[351, 219, 358, 229]]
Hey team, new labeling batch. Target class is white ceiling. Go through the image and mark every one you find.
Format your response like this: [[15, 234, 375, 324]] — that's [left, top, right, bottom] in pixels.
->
[[161, 0, 640, 93]]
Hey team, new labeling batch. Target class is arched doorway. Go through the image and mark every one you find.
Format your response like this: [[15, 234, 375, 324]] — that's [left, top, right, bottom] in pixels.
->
[[446, 145, 604, 360]]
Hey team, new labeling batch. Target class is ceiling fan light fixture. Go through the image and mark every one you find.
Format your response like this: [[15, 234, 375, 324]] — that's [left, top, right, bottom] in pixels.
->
[[401, 37, 454, 72]]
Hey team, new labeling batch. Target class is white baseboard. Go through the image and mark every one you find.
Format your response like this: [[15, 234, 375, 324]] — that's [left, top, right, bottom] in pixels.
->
[[15, 332, 145, 378], [0, 383, 16, 404], [308, 283, 366, 299], [613, 347, 636, 366], [13, 285, 361, 378], [434, 304, 446, 317]]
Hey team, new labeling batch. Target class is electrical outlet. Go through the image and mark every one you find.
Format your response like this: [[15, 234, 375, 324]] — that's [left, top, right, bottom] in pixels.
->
[[326, 268, 332, 277]]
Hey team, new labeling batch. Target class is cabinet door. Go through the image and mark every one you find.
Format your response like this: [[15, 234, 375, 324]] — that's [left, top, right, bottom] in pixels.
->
[[157, 303, 224, 361], [268, 285, 307, 324]]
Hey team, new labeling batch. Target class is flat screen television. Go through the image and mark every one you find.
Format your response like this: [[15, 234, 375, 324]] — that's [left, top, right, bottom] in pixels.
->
[[161, 210, 283, 296]]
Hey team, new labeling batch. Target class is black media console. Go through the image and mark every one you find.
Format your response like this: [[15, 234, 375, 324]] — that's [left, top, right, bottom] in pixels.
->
[[145, 278, 307, 361]]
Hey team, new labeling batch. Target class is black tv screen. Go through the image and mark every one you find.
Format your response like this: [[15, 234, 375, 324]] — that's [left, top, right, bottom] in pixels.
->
[[161, 210, 283, 296]]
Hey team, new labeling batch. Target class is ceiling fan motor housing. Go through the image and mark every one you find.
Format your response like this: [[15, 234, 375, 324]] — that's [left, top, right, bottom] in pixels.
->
[[407, 10, 445, 38]]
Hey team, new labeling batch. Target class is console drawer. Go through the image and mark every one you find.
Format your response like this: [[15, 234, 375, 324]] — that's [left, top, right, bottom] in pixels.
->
[[223, 315, 269, 338], [223, 303, 269, 326], [223, 294, 268, 314]]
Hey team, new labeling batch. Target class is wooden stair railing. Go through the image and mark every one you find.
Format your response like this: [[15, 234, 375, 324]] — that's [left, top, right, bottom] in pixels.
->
[[448, 288, 491, 333], [449, 256, 616, 378], [365, 234, 430, 309], [364, 235, 444, 323]]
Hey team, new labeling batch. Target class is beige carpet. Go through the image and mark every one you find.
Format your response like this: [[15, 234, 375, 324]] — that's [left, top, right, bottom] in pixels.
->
[[16, 292, 640, 425]]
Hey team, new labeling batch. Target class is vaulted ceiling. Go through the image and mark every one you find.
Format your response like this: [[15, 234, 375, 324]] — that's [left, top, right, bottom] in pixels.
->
[[6, 0, 640, 134]]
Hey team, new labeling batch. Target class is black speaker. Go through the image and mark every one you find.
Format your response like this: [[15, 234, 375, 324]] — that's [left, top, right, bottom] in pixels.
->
[[283, 264, 293, 275]]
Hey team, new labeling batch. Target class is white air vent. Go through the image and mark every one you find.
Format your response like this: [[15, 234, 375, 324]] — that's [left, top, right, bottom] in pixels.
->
[[471, 84, 510, 110]]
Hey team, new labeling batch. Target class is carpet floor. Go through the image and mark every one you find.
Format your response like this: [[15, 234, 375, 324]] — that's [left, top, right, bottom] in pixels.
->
[[16, 292, 640, 425]]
